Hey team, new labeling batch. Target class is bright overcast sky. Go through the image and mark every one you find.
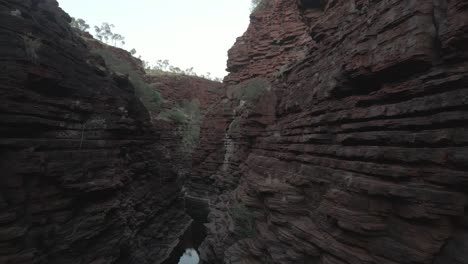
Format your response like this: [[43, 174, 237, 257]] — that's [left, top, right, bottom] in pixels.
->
[[57, 0, 252, 78]]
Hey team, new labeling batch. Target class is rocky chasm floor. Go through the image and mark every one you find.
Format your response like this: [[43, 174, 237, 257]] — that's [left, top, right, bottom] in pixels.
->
[[1, 0, 468, 264]]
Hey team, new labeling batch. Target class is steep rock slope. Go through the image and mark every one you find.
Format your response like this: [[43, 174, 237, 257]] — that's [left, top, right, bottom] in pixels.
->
[[83, 32, 225, 189], [191, 0, 317, 199], [145, 73, 224, 178], [0, 1, 189, 263], [224, 0, 315, 84], [196, 0, 468, 263]]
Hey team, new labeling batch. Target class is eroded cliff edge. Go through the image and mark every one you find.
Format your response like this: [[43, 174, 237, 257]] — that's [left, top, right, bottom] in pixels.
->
[[193, 0, 468, 263]]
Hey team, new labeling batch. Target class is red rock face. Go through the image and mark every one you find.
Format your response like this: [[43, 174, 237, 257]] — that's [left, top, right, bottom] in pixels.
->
[[224, 0, 315, 84], [196, 0, 468, 263], [145, 74, 223, 111], [0, 1, 190, 263]]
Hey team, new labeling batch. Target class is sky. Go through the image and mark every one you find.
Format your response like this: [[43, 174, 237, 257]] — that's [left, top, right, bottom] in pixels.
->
[[57, 0, 252, 78]]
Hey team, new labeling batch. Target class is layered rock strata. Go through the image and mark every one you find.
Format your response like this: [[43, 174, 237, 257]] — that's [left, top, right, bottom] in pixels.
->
[[195, 0, 468, 263], [0, 1, 189, 263], [145, 74, 223, 111], [224, 0, 315, 84]]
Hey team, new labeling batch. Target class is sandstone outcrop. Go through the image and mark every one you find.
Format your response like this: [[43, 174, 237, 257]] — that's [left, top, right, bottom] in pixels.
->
[[0, 1, 190, 263], [195, 0, 468, 263]]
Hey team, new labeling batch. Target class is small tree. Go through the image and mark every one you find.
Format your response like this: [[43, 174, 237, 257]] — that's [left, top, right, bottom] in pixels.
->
[[169, 66, 183, 74], [250, 0, 269, 12], [185, 67, 195, 75], [94, 23, 126, 47], [250, 0, 262, 11], [111, 33, 125, 47], [154, 59, 170, 71], [94, 22, 114, 43], [141, 60, 151, 70], [70, 17, 90, 32], [130, 48, 137, 55]]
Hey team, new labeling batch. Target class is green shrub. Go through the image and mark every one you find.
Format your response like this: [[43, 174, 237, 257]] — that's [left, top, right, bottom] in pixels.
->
[[151, 93, 162, 104], [181, 122, 201, 154], [180, 99, 202, 153], [229, 202, 256, 238], [92, 48, 162, 112], [231, 78, 270, 104], [159, 108, 187, 124], [158, 99, 202, 154], [251, 0, 269, 12], [23, 34, 41, 63]]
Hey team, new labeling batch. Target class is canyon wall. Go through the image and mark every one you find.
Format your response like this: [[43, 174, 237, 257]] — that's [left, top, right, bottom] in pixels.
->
[[146, 74, 223, 111], [0, 1, 193, 263], [195, 0, 468, 263]]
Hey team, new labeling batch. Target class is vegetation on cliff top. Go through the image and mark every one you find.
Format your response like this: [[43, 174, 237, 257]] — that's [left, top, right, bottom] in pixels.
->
[[70, 17, 223, 82], [72, 17, 217, 156], [71, 17, 90, 32], [145, 60, 222, 82], [92, 46, 204, 155], [92, 48, 162, 112], [250, 0, 268, 12], [94, 23, 126, 47]]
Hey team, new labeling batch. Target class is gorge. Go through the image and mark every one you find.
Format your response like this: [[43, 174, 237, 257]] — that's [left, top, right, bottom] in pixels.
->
[[1, 0, 468, 264]]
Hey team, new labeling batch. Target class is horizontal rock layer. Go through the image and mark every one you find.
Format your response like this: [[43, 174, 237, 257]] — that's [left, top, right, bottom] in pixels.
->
[[224, 0, 315, 84], [0, 1, 189, 263], [196, 0, 468, 263], [145, 74, 223, 111]]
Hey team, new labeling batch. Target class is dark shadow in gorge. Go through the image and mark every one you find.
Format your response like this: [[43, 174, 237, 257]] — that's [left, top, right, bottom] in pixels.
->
[[163, 196, 210, 264]]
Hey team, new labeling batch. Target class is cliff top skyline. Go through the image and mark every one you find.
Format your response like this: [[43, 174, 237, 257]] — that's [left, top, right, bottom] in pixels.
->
[[58, 0, 252, 79]]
